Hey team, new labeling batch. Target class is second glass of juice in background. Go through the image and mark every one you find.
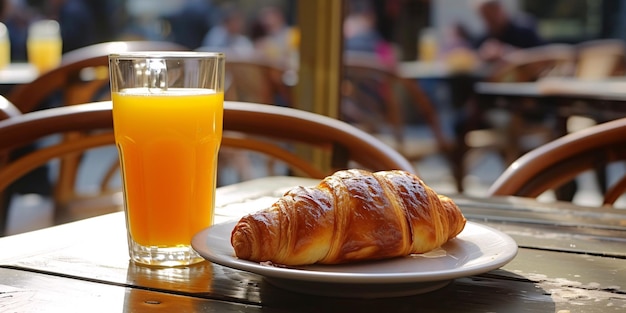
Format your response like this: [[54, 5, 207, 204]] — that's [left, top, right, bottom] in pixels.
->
[[27, 19, 62, 73], [109, 52, 225, 267], [0, 23, 10, 69]]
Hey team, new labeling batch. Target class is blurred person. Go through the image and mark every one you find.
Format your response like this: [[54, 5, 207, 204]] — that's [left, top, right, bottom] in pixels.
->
[[447, 1, 549, 195], [438, 23, 480, 72], [472, 0, 545, 62], [344, 0, 395, 67], [341, 0, 399, 133], [82, 0, 121, 43], [166, 0, 216, 49], [1, 0, 39, 61], [253, 6, 294, 63], [48, 0, 98, 53], [201, 5, 253, 56]]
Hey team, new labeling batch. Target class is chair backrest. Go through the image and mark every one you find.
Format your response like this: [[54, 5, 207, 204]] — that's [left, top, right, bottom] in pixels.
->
[[0, 101, 414, 233], [487, 44, 576, 82], [222, 53, 294, 106], [341, 51, 451, 159], [488, 117, 626, 206], [8, 41, 188, 113], [575, 39, 626, 79], [196, 47, 294, 106], [0, 96, 20, 120], [4, 42, 189, 226]]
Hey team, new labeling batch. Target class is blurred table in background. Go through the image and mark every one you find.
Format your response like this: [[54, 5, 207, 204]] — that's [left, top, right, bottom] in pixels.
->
[[398, 60, 453, 79], [475, 78, 626, 121], [398, 60, 486, 80], [398, 60, 487, 112], [472, 77, 626, 199], [0, 63, 38, 95], [398, 60, 488, 192]]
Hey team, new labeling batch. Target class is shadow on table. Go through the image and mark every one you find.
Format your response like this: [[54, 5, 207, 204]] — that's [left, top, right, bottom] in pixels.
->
[[256, 270, 555, 313], [121, 260, 555, 312]]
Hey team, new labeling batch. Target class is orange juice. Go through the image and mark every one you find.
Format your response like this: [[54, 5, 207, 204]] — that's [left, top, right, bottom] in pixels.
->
[[112, 88, 223, 247], [0, 37, 9, 69], [0, 23, 10, 69], [27, 38, 62, 73], [418, 28, 438, 62]]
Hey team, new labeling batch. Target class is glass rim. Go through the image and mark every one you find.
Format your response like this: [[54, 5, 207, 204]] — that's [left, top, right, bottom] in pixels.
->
[[109, 51, 224, 60]]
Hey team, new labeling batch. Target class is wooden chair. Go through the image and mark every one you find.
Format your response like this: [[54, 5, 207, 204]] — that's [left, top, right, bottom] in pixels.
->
[[575, 39, 626, 80], [487, 44, 576, 82], [225, 54, 294, 106], [8, 41, 188, 112], [0, 100, 414, 235], [196, 49, 297, 180], [341, 52, 453, 173], [0, 97, 22, 213], [456, 44, 577, 192], [560, 39, 626, 135], [196, 48, 294, 106], [3, 41, 189, 226], [488, 117, 626, 206]]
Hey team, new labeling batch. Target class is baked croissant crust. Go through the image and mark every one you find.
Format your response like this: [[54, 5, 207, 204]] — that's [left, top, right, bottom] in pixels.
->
[[231, 169, 466, 265]]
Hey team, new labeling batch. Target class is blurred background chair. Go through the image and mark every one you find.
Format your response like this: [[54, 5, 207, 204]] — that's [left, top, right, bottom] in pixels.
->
[[0, 100, 413, 235], [3, 41, 189, 231], [486, 43, 576, 82], [0, 101, 116, 235], [561, 39, 626, 134], [8, 41, 189, 113], [489, 117, 626, 207], [0, 97, 22, 219], [217, 51, 295, 106], [455, 44, 577, 192], [341, 51, 453, 178], [196, 50, 297, 182], [575, 39, 626, 80]]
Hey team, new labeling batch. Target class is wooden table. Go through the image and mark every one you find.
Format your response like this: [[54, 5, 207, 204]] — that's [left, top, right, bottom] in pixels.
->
[[1, 176, 626, 312], [475, 79, 626, 120], [0, 63, 37, 95], [472, 78, 626, 197], [399, 60, 485, 111]]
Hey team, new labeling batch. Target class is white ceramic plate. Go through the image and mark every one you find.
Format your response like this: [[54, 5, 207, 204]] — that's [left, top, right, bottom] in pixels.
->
[[192, 221, 518, 298]]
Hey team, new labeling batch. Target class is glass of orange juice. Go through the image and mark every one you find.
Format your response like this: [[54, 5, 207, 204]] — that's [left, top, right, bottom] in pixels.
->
[[109, 52, 225, 267], [0, 22, 10, 69], [27, 20, 62, 73]]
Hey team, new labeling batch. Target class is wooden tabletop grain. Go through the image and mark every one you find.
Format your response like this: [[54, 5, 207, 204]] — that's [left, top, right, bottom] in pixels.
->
[[1, 176, 625, 312]]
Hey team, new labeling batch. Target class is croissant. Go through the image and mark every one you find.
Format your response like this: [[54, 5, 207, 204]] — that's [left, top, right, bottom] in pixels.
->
[[231, 169, 466, 265]]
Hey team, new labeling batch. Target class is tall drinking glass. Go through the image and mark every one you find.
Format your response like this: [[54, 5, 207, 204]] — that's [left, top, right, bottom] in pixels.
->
[[27, 19, 62, 73], [109, 52, 225, 267], [0, 23, 10, 69]]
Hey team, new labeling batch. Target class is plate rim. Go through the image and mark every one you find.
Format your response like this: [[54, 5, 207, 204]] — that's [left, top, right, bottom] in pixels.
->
[[192, 220, 518, 284]]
